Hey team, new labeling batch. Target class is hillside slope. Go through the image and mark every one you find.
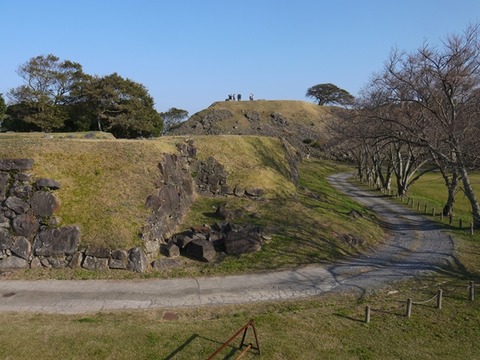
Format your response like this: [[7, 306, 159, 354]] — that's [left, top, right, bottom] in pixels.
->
[[0, 133, 297, 250], [171, 100, 335, 156]]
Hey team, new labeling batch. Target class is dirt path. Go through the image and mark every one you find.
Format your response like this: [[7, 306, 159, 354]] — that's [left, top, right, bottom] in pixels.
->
[[0, 173, 454, 314], [326, 173, 453, 294]]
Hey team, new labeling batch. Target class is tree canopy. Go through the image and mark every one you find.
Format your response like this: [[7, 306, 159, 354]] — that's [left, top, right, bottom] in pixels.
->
[[306, 83, 354, 106], [160, 107, 189, 134], [0, 93, 6, 122], [3, 54, 164, 138]]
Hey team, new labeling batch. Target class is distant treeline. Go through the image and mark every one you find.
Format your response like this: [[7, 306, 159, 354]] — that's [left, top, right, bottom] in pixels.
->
[[0, 54, 188, 138]]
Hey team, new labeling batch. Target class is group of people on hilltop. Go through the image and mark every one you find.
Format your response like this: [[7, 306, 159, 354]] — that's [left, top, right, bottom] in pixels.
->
[[226, 93, 254, 101]]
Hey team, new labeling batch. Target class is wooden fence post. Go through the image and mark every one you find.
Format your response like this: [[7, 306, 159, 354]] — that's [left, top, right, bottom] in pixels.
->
[[432, 208, 436, 217], [470, 281, 475, 301], [437, 289, 443, 310], [406, 298, 413, 318], [471, 222, 474, 236], [365, 306, 371, 324], [424, 204, 428, 214]]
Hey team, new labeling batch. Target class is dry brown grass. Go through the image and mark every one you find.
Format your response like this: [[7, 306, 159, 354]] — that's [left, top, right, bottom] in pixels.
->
[[0, 133, 297, 250]]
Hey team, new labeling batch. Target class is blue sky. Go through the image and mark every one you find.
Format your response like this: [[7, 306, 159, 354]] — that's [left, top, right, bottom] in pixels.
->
[[1, 0, 479, 115]]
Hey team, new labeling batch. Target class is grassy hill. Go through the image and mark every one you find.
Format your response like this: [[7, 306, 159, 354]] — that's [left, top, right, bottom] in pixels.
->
[[171, 100, 336, 156], [0, 132, 382, 279]]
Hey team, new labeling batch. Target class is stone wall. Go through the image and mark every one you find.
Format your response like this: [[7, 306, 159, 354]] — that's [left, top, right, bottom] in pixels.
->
[[0, 158, 147, 272], [0, 140, 269, 272]]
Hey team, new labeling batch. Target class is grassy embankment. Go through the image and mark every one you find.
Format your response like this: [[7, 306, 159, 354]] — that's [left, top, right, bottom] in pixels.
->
[[0, 132, 381, 280], [1, 133, 480, 358]]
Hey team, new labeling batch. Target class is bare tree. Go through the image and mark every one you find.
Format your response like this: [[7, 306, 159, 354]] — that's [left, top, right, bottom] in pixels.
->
[[360, 25, 480, 226]]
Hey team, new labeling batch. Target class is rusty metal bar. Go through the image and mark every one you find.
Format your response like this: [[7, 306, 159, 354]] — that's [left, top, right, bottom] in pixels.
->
[[207, 319, 260, 359], [235, 343, 252, 359]]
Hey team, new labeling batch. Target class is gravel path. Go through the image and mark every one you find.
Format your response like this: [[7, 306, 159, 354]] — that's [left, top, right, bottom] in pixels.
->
[[0, 173, 454, 314]]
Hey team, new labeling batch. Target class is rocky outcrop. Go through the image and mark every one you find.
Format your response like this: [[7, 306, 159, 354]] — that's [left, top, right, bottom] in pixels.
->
[[0, 158, 78, 270], [0, 158, 147, 273], [142, 140, 265, 260], [171, 100, 331, 158], [158, 218, 267, 263], [1, 146, 270, 273]]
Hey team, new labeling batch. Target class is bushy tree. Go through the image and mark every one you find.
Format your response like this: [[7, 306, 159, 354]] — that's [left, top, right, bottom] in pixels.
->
[[160, 107, 189, 134], [0, 93, 6, 128], [5, 55, 164, 138], [7, 54, 85, 131], [306, 83, 354, 106], [78, 73, 163, 138]]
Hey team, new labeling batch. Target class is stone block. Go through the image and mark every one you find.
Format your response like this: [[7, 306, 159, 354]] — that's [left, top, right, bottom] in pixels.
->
[[5, 196, 30, 214], [0, 255, 28, 269], [0, 159, 34, 171], [12, 211, 39, 238], [185, 239, 216, 262], [33, 226, 80, 256], [128, 247, 147, 273], [34, 178, 61, 190], [10, 236, 31, 260], [82, 256, 109, 270], [30, 191, 60, 217], [152, 258, 183, 271], [0, 228, 14, 250]]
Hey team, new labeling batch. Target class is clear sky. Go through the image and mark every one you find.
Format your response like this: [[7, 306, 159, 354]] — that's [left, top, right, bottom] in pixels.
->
[[1, 0, 479, 116]]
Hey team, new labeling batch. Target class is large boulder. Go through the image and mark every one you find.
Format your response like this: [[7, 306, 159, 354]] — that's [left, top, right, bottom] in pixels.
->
[[128, 247, 147, 273], [224, 226, 263, 256], [152, 258, 183, 271], [185, 239, 216, 262], [215, 204, 243, 221], [33, 226, 81, 256]]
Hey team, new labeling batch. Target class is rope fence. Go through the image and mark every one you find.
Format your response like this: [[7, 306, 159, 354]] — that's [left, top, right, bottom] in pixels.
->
[[390, 191, 477, 235], [364, 283, 479, 323], [361, 179, 476, 234]]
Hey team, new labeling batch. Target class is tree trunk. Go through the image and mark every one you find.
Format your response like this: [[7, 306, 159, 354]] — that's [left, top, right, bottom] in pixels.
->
[[460, 167, 480, 228], [442, 173, 458, 216], [442, 185, 456, 216]]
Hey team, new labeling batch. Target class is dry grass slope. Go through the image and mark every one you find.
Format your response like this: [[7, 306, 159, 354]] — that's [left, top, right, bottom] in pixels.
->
[[172, 100, 336, 155], [0, 133, 298, 251]]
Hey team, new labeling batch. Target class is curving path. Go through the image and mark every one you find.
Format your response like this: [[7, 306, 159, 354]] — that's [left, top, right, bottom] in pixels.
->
[[0, 173, 454, 314]]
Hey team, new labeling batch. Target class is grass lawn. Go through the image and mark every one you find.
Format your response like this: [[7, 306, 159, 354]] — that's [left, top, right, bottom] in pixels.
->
[[0, 275, 479, 359]]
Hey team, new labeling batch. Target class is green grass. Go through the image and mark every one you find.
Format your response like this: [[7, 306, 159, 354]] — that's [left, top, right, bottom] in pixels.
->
[[2, 135, 480, 358], [1, 134, 384, 280], [407, 171, 480, 226], [0, 276, 479, 359], [162, 158, 383, 277]]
